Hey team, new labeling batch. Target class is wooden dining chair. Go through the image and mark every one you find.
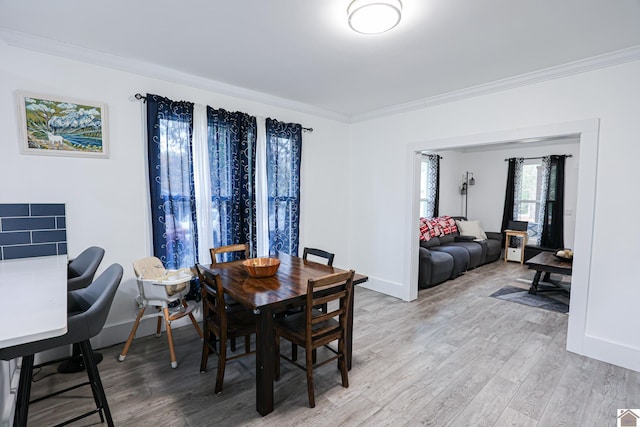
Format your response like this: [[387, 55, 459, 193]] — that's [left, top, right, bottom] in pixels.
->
[[274, 270, 355, 408], [210, 243, 250, 264], [302, 247, 335, 267], [289, 247, 336, 361], [196, 265, 256, 394], [208, 243, 249, 350]]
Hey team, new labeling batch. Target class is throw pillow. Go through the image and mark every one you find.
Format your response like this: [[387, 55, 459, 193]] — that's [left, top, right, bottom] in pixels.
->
[[455, 220, 487, 240], [419, 218, 432, 241]]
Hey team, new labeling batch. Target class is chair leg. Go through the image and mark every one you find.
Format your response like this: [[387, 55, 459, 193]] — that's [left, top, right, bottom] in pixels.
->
[[200, 328, 210, 373], [244, 335, 251, 353], [214, 336, 227, 394], [338, 337, 349, 388], [80, 340, 114, 427], [291, 342, 298, 361], [119, 305, 146, 362], [182, 299, 203, 338], [156, 311, 163, 337], [163, 307, 178, 368], [14, 354, 34, 427], [305, 347, 315, 408], [231, 337, 237, 352]]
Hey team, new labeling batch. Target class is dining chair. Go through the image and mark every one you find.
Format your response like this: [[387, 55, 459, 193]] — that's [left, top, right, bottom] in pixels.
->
[[208, 243, 250, 350], [210, 243, 250, 264], [274, 270, 355, 408], [289, 247, 336, 361], [196, 265, 256, 394], [302, 247, 335, 267], [0, 264, 123, 427], [118, 257, 203, 368]]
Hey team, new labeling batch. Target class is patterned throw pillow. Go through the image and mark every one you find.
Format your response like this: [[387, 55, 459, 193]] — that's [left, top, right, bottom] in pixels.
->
[[419, 218, 432, 241], [437, 215, 458, 235]]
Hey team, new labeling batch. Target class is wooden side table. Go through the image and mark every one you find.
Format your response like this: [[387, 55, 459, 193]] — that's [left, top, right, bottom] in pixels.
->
[[504, 229, 528, 264]]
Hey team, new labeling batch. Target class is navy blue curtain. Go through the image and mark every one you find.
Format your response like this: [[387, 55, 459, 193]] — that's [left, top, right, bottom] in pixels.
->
[[206, 107, 257, 261], [146, 94, 198, 270], [541, 155, 566, 249], [501, 158, 518, 234], [266, 118, 302, 256]]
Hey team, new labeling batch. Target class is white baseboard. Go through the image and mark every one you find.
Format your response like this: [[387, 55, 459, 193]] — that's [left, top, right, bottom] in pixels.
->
[[359, 276, 408, 301], [577, 334, 640, 372], [92, 305, 204, 351]]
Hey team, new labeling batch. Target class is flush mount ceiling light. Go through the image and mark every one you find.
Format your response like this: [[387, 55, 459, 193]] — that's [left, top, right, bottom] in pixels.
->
[[348, 0, 402, 35]]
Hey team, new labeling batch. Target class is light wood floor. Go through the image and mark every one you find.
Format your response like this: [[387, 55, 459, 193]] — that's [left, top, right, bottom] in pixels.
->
[[26, 261, 640, 426]]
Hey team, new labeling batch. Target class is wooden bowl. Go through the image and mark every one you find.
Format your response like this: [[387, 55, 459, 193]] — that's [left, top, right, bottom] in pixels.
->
[[243, 258, 280, 278]]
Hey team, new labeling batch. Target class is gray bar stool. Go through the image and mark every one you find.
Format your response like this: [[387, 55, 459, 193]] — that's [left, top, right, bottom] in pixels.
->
[[0, 263, 123, 427], [60, 246, 106, 373]]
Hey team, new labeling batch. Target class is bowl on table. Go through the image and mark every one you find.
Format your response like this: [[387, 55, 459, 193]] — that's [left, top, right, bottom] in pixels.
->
[[243, 258, 280, 277], [554, 249, 574, 263]]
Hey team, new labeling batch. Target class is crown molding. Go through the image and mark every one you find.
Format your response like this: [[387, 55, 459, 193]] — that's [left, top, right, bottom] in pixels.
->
[[0, 29, 350, 123], [350, 45, 640, 123]]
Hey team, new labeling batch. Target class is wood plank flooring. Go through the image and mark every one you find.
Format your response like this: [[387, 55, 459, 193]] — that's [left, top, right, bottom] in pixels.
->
[[25, 261, 640, 426]]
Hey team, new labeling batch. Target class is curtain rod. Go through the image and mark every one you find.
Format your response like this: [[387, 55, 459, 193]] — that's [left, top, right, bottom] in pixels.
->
[[504, 154, 573, 161], [134, 93, 313, 133], [421, 153, 443, 159]]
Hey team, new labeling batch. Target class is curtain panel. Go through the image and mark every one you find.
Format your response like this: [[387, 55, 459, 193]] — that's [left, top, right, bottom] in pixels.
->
[[541, 155, 566, 249], [424, 154, 440, 218], [265, 118, 302, 256], [501, 157, 522, 233], [146, 94, 198, 269], [206, 107, 258, 261]]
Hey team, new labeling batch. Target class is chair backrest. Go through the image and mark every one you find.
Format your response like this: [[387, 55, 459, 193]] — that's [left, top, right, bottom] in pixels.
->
[[68, 263, 124, 340], [132, 256, 167, 279], [302, 247, 335, 266], [304, 270, 354, 347], [67, 246, 105, 291], [196, 265, 227, 334], [210, 244, 250, 265]]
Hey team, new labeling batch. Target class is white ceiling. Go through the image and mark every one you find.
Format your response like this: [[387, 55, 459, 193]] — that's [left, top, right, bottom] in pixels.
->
[[2, 0, 640, 121]]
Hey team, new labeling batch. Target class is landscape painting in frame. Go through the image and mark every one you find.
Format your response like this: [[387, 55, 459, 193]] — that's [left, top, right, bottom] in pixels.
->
[[17, 91, 109, 158]]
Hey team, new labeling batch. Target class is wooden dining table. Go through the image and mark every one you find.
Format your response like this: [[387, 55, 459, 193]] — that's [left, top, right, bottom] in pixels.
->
[[200, 253, 368, 416]]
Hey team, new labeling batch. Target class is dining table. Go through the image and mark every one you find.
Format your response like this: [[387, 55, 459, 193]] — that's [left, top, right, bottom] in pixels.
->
[[200, 252, 368, 416]]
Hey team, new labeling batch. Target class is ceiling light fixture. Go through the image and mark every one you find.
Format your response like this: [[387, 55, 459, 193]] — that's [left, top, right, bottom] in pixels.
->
[[348, 0, 402, 35]]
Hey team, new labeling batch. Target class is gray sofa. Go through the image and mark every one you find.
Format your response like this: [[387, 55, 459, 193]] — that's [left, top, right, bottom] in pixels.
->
[[418, 217, 502, 289]]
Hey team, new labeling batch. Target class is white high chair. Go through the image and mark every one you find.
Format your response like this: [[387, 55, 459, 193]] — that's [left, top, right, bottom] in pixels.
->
[[118, 257, 203, 368]]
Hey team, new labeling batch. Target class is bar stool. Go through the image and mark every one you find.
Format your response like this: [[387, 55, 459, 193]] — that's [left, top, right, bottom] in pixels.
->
[[0, 264, 123, 427]]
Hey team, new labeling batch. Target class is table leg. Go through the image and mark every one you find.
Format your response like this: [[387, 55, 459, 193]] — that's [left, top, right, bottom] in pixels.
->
[[529, 270, 542, 295], [255, 308, 275, 416], [346, 289, 355, 371]]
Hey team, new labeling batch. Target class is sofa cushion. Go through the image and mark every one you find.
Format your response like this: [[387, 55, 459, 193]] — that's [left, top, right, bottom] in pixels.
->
[[455, 219, 487, 240], [439, 234, 455, 244]]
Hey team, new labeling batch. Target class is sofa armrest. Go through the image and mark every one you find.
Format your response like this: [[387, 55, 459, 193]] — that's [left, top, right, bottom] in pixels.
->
[[485, 231, 502, 241], [455, 235, 475, 242]]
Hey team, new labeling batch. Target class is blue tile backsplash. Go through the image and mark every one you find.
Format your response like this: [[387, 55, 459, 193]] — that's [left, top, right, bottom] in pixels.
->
[[0, 203, 67, 260]]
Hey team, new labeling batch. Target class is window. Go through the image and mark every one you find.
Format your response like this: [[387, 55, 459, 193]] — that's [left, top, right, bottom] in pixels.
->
[[419, 154, 439, 218], [515, 159, 548, 246], [147, 95, 302, 269]]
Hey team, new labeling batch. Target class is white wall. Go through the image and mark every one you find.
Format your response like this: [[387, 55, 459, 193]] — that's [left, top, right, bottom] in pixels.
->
[[349, 60, 640, 372], [433, 140, 580, 247], [0, 41, 351, 347]]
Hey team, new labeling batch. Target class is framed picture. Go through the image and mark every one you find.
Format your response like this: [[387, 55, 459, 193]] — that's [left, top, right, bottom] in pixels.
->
[[17, 91, 109, 158]]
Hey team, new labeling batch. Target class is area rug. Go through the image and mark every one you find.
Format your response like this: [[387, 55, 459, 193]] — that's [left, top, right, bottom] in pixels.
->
[[489, 285, 569, 314]]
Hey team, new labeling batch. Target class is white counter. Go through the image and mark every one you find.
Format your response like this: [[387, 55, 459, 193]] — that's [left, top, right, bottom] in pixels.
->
[[0, 255, 68, 348]]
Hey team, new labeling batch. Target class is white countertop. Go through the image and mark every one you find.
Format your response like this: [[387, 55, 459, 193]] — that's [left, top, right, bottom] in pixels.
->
[[0, 255, 68, 349]]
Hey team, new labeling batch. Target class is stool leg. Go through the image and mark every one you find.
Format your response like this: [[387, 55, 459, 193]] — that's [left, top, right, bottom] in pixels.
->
[[14, 354, 34, 427], [163, 307, 178, 368], [80, 340, 114, 427]]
